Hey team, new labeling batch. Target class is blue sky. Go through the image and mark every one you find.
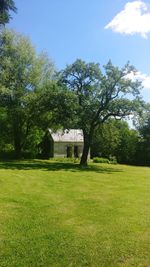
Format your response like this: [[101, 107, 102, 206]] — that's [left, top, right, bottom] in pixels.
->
[[8, 0, 150, 102]]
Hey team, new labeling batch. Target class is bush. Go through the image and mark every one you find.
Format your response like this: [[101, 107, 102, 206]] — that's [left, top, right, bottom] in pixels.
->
[[93, 157, 110, 164], [0, 150, 16, 160], [109, 156, 117, 164], [0, 150, 36, 160]]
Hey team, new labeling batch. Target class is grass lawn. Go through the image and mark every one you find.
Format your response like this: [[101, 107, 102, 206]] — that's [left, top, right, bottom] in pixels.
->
[[0, 160, 150, 267]]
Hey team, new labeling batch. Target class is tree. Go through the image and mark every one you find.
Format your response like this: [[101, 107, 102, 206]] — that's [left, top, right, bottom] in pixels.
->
[[0, 106, 12, 151], [91, 119, 120, 158], [114, 121, 139, 164], [135, 103, 150, 165], [0, 0, 17, 25], [91, 119, 139, 165], [59, 59, 142, 165], [0, 29, 55, 157]]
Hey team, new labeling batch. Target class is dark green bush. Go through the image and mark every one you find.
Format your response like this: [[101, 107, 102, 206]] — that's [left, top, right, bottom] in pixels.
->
[[93, 157, 110, 164], [0, 150, 16, 160], [0, 150, 36, 160]]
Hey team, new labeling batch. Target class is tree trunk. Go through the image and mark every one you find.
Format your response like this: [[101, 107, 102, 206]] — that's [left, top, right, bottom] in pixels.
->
[[80, 141, 90, 165], [80, 130, 92, 166]]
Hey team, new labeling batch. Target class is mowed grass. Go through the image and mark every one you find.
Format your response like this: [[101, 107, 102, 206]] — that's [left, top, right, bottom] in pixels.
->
[[0, 160, 150, 267]]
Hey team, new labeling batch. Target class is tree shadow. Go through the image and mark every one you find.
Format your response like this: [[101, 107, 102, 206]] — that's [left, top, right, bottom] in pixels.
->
[[0, 160, 123, 174]]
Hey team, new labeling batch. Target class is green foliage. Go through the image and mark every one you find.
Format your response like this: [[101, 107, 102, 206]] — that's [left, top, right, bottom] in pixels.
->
[[0, 29, 55, 157], [0, 32, 145, 164], [93, 156, 117, 164], [91, 119, 120, 158], [91, 119, 139, 165], [135, 104, 150, 166], [60, 59, 141, 131], [36, 81, 77, 130], [109, 156, 118, 164], [0, 107, 12, 150], [0, 0, 17, 25], [115, 122, 139, 164], [93, 157, 110, 163], [59, 59, 142, 165]]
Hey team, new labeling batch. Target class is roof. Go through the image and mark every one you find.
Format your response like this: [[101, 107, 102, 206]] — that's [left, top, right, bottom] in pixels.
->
[[48, 129, 83, 142]]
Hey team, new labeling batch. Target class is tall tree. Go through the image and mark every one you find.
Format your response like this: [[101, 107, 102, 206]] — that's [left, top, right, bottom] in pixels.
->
[[135, 103, 150, 165], [0, 0, 17, 25], [0, 29, 55, 157], [59, 59, 142, 165], [91, 119, 139, 165], [114, 121, 139, 164], [91, 119, 120, 158]]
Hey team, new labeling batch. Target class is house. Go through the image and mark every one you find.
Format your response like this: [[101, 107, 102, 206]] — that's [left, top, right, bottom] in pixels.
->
[[47, 129, 89, 158]]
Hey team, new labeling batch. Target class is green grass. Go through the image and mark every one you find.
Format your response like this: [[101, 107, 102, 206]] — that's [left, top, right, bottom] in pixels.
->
[[0, 160, 150, 267]]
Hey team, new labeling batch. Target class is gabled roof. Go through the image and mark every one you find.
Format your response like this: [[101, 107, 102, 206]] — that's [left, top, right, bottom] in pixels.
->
[[48, 129, 83, 142]]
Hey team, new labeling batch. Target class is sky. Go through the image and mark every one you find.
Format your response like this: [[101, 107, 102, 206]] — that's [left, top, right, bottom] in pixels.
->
[[8, 0, 150, 102]]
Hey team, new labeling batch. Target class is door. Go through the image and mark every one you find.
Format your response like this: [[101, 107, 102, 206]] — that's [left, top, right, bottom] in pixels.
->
[[66, 146, 72, 158], [74, 145, 79, 158]]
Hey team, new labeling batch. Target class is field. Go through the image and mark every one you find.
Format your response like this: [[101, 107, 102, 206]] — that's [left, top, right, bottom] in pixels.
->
[[0, 160, 150, 267]]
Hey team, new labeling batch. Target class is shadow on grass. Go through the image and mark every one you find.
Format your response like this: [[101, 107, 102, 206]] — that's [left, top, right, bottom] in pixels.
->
[[0, 160, 123, 174]]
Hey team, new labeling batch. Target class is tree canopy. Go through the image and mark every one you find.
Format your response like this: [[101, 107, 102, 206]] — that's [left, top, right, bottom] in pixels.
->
[[0, 29, 55, 157], [0, 0, 17, 25], [91, 119, 139, 165], [59, 59, 142, 165]]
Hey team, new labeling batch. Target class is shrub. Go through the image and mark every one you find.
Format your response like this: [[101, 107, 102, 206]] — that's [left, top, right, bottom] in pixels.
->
[[109, 156, 117, 164], [0, 150, 16, 160], [0, 150, 36, 160], [93, 157, 110, 164]]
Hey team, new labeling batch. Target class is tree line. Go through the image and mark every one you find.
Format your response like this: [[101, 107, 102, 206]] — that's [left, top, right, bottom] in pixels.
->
[[0, 2, 149, 166]]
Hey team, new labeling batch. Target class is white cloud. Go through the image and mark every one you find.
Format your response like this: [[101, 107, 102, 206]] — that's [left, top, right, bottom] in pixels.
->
[[105, 1, 150, 38], [126, 71, 150, 89]]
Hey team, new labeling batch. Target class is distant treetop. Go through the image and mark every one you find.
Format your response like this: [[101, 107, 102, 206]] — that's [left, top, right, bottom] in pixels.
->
[[0, 0, 17, 25]]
